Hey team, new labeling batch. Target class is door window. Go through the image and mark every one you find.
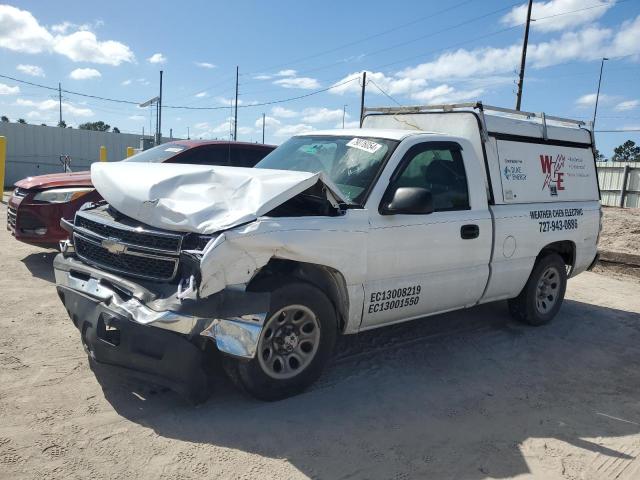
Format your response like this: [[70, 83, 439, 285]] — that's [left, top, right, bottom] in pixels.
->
[[391, 143, 469, 211]]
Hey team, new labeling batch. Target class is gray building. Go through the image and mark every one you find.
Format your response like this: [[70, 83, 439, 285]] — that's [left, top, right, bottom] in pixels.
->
[[0, 122, 169, 187]]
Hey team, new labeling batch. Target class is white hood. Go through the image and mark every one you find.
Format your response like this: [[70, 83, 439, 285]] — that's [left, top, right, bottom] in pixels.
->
[[91, 162, 349, 234]]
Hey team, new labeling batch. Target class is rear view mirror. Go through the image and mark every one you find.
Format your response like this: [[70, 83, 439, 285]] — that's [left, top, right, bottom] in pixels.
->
[[380, 187, 434, 215]]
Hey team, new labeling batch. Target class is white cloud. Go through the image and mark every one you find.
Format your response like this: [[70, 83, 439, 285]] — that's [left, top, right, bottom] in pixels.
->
[[69, 67, 101, 80], [275, 123, 314, 137], [121, 79, 132, 86], [410, 85, 484, 104], [301, 107, 346, 124], [615, 99, 640, 111], [16, 98, 93, 117], [398, 18, 640, 83], [254, 74, 272, 80], [501, 0, 615, 33], [274, 76, 320, 89], [575, 93, 615, 108], [255, 116, 281, 129], [0, 83, 20, 95], [0, 5, 134, 66], [340, 120, 361, 129], [195, 91, 209, 98], [271, 106, 297, 118], [276, 69, 297, 77], [330, 71, 427, 96], [16, 64, 44, 77], [0, 5, 52, 53], [54, 30, 134, 65], [147, 52, 166, 64], [128, 115, 145, 121], [195, 61, 215, 69]]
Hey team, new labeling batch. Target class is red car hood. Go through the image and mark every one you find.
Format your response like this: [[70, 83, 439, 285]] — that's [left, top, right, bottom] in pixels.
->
[[15, 171, 93, 190]]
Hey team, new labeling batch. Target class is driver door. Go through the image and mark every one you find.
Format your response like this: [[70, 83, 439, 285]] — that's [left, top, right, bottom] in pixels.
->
[[362, 140, 492, 328]]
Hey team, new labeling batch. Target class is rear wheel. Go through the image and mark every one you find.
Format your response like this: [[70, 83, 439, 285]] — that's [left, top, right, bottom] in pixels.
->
[[508, 253, 567, 326], [223, 281, 337, 401]]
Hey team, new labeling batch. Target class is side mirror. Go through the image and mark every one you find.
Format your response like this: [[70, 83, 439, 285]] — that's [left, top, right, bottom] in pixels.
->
[[380, 187, 434, 215]]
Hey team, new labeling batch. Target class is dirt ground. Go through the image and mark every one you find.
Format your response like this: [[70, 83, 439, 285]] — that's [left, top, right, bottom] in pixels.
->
[[599, 207, 640, 256], [2, 201, 640, 480]]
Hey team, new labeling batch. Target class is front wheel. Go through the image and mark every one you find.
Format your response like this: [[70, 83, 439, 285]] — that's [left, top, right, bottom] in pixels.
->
[[508, 253, 567, 326], [223, 281, 337, 401]]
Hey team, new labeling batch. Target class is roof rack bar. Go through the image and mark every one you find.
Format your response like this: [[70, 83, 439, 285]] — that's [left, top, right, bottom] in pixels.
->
[[363, 102, 586, 127]]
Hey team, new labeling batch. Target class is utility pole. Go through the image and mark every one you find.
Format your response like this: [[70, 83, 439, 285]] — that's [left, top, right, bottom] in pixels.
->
[[343, 104, 347, 128], [359, 72, 367, 127], [233, 66, 239, 141], [593, 57, 609, 131], [187, 126, 190, 139], [156, 70, 163, 145], [58, 82, 62, 127], [515, 0, 533, 111], [262, 113, 265, 144]]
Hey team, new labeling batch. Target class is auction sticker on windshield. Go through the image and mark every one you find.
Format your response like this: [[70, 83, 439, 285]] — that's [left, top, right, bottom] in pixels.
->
[[347, 138, 383, 154]]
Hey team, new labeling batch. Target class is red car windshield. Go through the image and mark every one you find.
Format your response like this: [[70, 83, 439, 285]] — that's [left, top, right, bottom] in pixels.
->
[[122, 143, 190, 163]]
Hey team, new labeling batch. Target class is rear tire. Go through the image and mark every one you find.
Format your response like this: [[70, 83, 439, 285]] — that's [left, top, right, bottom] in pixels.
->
[[223, 281, 337, 401], [508, 253, 567, 326]]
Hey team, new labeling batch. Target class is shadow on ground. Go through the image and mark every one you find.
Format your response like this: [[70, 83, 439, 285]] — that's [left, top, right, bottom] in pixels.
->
[[20, 251, 57, 282], [91, 299, 640, 479]]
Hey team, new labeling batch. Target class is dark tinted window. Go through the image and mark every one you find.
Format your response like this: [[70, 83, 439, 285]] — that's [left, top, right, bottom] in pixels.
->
[[169, 146, 229, 166], [230, 147, 271, 168], [393, 144, 469, 211]]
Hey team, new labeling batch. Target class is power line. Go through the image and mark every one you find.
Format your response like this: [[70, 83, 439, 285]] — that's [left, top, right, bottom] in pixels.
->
[[244, 0, 478, 76], [368, 80, 403, 106], [163, 77, 359, 110]]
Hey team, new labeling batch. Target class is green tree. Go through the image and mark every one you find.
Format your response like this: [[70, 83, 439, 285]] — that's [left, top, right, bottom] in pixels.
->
[[112, 127, 120, 133], [79, 121, 110, 132], [57, 120, 67, 128], [1, 115, 8, 122], [594, 148, 607, 162], [17, 118, 26, 124], [611, 140, 640, 162]]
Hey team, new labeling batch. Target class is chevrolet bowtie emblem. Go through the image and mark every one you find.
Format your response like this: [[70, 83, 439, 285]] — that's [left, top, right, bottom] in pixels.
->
[[101, 237, 127, 255]]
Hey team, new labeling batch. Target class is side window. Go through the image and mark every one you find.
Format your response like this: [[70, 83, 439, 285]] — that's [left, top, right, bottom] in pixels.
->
[[393, 144, 470, 211]]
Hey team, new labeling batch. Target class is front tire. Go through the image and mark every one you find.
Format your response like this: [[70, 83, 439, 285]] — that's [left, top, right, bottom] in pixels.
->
[[508, 253, 567, 326], [224, 281, 337, 401]]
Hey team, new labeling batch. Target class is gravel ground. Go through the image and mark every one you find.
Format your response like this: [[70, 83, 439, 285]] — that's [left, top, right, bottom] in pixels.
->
[[2, 199, 640, 480]]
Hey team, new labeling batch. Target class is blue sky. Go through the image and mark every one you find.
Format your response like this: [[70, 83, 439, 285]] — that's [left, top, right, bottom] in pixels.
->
[[0, 0, 638, 156]]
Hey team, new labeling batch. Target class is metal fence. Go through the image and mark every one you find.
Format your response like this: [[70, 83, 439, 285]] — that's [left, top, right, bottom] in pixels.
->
[[0, 122, 169, 187], [596, 162, 640, 208]]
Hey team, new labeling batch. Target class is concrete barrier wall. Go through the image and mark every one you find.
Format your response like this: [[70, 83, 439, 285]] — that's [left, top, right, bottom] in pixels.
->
[[0, 122, 167, 187], [596, 161, 640, 208]]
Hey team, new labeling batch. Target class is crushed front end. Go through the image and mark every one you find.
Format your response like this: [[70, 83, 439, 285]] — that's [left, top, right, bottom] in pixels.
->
[[54, 203, 269, 402]]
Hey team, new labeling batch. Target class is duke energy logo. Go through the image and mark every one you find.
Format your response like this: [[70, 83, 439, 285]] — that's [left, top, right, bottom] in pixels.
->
[[540, 154, 565, 196]]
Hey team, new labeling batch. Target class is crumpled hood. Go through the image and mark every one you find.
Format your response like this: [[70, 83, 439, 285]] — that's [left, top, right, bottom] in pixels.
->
[[91, 162, 348, 234]]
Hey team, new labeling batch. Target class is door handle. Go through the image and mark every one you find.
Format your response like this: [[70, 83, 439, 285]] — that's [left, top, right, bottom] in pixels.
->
[[460, 224, 479, 240]]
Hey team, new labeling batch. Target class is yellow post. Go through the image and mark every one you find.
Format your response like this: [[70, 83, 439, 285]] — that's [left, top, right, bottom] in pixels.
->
[[0, 136, 5, 196], [99, 145, 107, 162], [126, 146, 135, 158]]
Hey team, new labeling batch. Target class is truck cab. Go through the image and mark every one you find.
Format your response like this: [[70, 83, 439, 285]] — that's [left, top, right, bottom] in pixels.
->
[[53, 103, 600, 402]]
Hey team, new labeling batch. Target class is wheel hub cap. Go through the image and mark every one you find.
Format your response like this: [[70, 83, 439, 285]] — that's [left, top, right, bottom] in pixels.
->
[[257, 304, 321, 380]]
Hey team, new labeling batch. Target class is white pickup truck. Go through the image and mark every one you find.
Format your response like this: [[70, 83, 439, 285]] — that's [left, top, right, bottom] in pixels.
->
[[54, 103, 601, 401]]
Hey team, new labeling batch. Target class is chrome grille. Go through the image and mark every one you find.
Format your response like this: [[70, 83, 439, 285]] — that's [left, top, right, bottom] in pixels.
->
[[7, 206, 16, 231], [73, 209, 182, 282]]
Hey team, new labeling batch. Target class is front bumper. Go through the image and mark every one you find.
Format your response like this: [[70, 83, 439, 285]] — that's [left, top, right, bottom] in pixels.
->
[[58, 284, 210, 401], [54, 253, 269, 399]]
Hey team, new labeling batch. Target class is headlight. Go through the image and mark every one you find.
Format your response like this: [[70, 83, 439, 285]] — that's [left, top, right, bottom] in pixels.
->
[[33, 187, 94, 204]]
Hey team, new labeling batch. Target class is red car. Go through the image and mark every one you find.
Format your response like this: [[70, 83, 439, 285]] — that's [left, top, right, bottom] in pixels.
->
[[7, 140, 276, 248]]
